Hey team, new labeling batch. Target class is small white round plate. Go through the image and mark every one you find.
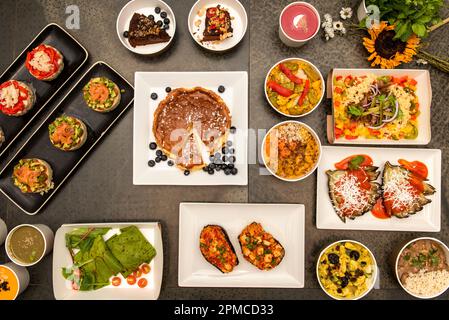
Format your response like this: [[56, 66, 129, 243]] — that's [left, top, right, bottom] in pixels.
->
[[116, 0, 176, 55], [188, 0, 247, 52]]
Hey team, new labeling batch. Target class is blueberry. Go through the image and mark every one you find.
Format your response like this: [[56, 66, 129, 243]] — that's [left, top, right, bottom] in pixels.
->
[[224, 168, 231, 175], [161, 154, 168, 161], [148, 14, 154, 20], [226, 141, 232, 147], [209, 163, 216, 169], [218, 85, 225, 93], [155, 7, 161, 14], [208, 168, 215, 175], [340, 276, 349, 288], [229, 148, 235, 154], [168, 160, 174, 166], [228, 156, 236, 164], [349, 250, 360, 261], [163, 17, 170, 24], [184, 170, 190, 176], [203, 166, 209, 172], [222, 147, 229, 154], [162, 24, 169, 30], [149, 142, 157, 150], [328, 253, 339, 265], [222, 155, 229, 162], [214, 159, 223, 165], [148, 160, 156, 167], [230, 126, 236, 134], [123, 31, 129, 38], [220, 164, 228, 170], [156, 150, 163, 157], [157, 20, 163, 27], [209, 155, 215, 162], [215, 166, 221, 172], [214, 152, 221, 159], [151, 92, 158, 100], [165, 87, 172, 93], [231, 168, 238, 175], [155, 157, 162, 163], [160, 11, 167, 19], [227, 163, 234, 170]]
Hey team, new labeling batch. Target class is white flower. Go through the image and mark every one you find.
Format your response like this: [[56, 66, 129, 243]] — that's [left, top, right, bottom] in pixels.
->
[[340, 7, 353, 20], [340, 27, 347, 35], [333, 21, 344, 32], [324, 13, 333, 23], [321, 20, 332, 29], [416, 58, 428, 65], [325, 26, 335, 38]]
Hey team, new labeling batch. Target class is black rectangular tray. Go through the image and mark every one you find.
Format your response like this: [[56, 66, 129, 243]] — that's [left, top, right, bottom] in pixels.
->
[[0, 61, 134, 215], [0, 23, 88, 158]]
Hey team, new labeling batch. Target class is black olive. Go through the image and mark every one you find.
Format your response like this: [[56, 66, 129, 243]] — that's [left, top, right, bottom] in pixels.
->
[[203, 166, 209, 172], [328, 253, 339, 265], [155, 157, 162, 163], [208, 168, 215, 175], [220, 164, 228, 170], [349, 250, 360, 261], [148, 14, 154, 20], [222, 155, 229, 162], [214, 152, 221, 159], [228, 156, 236, 164], [165, 87, 172, 93], [230, 126, 236, 134], [224, 168, 231, 175], [229, 148, 235, 154], [184, 170, 190, 176], [151, 93, 158, 100], [160, 11, 167, 18], [155, 7, 161, 14], [209, 163, 216, 169], [215, 166, 221, 172], [227, 163, 235, 170], [156, 150, 163, 157], [214, 158, 223, 165], [148, 160, 156, 167], [167, 160, 174, 166], [161, 154, 168, 161], [123, 31, 129, 38], [231, 168, 238, 175], [222, 147, 229, 154], [149, 142, 157, 150], [163, 18, 170, 24], [226, 141, 233, 147], [209, 155, 215, 162], [218, 85, 225, 93]]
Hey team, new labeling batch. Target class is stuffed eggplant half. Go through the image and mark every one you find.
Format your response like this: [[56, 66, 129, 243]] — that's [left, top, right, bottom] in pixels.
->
[[0, 80, 36, 116], [12, 158, 54, 194], [48, 115, 87, 151], [83, 77, 121, 113], [238, 222, 285, 271], [199, 225, 239, 273]]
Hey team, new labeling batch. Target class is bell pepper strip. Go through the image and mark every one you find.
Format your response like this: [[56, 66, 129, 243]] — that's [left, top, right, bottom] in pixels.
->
[[0, 81, 29, 115], [267, 81, 293, 97], [334, 154, 373, 170], [398, 159, 428, 179], [297, 80, 310, 106], [278, 63, 303, 85], [371, 198, 390, 219], [25, 45, 61, 80]]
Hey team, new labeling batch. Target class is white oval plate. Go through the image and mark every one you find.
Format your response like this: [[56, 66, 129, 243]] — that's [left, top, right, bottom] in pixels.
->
[[116, 0, 176, 55], [188, 0, 247, 52]]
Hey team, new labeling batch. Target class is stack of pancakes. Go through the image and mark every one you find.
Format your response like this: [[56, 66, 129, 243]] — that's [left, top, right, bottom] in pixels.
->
[[153, 87, 231, 171]]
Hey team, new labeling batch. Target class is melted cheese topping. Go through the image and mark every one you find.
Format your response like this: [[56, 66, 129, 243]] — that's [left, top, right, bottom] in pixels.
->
[[334, 173, 369, 216], [0, 83, 20, 108], [29, 50, 54, 73], [383, 169, 416, 209]]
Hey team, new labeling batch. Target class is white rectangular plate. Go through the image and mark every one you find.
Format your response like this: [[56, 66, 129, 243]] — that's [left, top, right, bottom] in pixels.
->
[[327, 68, 431, 145], [133, 71, 248, 185], [317, 146, 441, 231], [53, 222, 163, 300], [179, 203, 305, 288]]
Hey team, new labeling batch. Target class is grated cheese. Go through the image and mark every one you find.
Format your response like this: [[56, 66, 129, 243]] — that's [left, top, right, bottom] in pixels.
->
[[334, 173, 369, 217], [0, 83, 20, 108], [383, 169, 416, 210], [29, 50, 54, 73]]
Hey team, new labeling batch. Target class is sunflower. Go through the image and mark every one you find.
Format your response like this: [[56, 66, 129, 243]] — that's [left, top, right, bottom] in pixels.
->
[[363, 21, 420, 69]]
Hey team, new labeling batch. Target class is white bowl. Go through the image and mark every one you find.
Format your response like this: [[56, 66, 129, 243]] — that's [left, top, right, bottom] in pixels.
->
[[0, 218, 7, 246], [188, 0, 248, 52], [395, 237, 449, 299], [264, 58, 325, 118], [6, 224, 54, 267], [116, 0, 176, 55], [261, 120, 322, 182], [0, 263, 30, 300], [316, 240, 378, 300]]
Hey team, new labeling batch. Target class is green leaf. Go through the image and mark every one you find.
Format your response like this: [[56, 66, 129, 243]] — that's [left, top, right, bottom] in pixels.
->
[[348, 156, 365, 170], [347, 105, 364, 117], [416, 15, 432, 24], [412, 23, 427, 37]]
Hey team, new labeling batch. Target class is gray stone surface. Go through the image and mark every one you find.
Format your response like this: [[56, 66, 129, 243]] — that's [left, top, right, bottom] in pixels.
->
[[0, 0, 447, 300]]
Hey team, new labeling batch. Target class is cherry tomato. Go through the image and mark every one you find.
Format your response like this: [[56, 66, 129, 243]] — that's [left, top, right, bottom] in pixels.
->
[[140, 264, 151, 274], [371, 198, 390, 219], [132, 269, 142, 278], [126, 275, 137, 285], [138, 278, 148, 289], [334, 87, 343, 94], [111, 277, 121, 287], [334, 155, 373, 170], [398, 159, 428, 179]]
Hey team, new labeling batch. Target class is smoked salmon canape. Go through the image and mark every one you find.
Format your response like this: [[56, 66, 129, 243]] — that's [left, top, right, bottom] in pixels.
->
[[82, 77, 121, 113], [25, 44, 64, 81], [12, 158, 54, 194], [0, 80, 36, 116], [48, 115, 87, 151]]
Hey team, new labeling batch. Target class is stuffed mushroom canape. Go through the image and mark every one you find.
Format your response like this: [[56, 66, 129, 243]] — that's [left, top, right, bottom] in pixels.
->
[[12, 158, 54, 194], [200, 225, 239, 273], [238, 222, 285, 271], [25, 44, 64, 81], [0, 80, 36, 116], [48, 115, 87, 151], [83, 77, 121, 113]]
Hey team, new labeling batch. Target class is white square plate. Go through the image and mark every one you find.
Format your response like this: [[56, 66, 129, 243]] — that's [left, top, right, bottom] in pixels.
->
[[317, 146, 441, 232], [52, 222, 163, 300], [133, 71, 248, 185], [327, 68, 431, 145], [178, 203, 305, 288]]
